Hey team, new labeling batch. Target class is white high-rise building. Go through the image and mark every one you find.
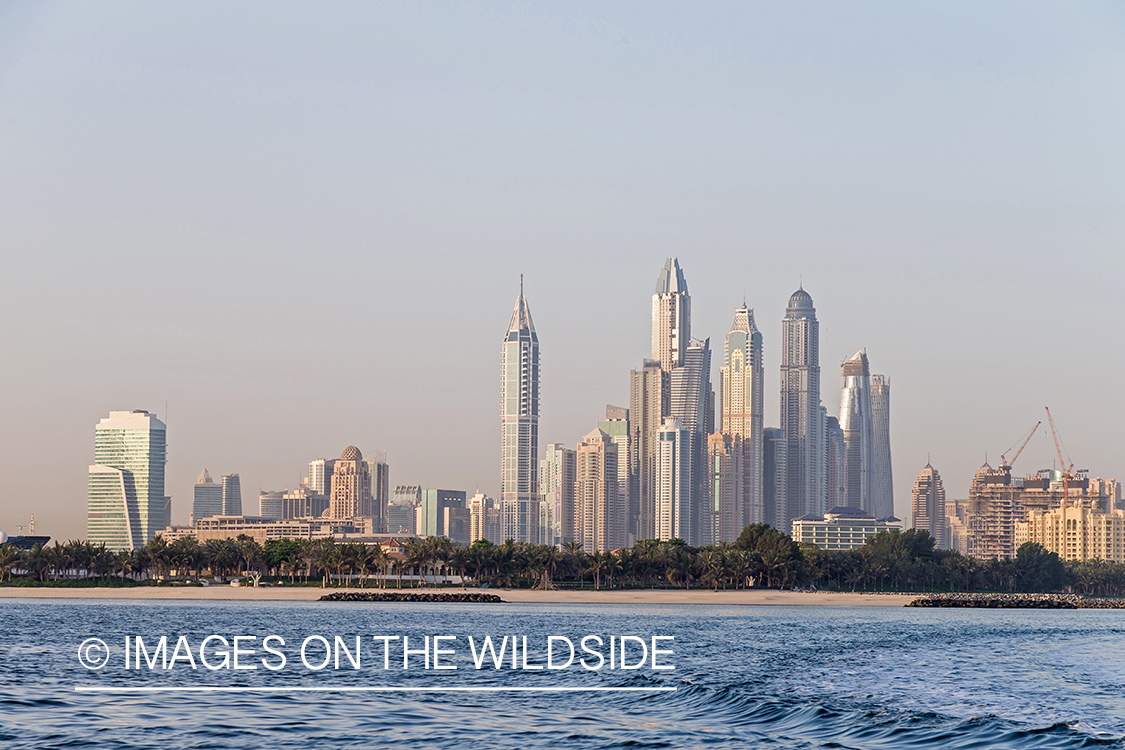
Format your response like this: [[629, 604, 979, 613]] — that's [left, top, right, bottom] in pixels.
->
[[540, 442, 576, 545], [655, 417, 692, 542], [839, 348, 875, 514], [870, 374, 894, 519], [651, 257, 690, 370], [500, 276, 540, 543], [576, 427, 620, 553], [721, 303, 764, 528], [780, 285, 824, 531], [307, 459, 336, 496], [221, 473, 242, 516], [87, 410, 167, 551]]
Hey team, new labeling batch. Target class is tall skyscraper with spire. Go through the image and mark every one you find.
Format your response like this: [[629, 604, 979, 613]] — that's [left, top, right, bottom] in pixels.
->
[[720, 302, 764, 528], [651, 258, 690, 369], [500, 276, 540, 543], [780, 284, 824, 531], [839, 348, 874, 514], [912, 462, 946, 549]]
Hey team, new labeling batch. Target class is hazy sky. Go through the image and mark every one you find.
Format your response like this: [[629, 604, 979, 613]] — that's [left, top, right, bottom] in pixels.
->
[[2, 2, 1123, 541]]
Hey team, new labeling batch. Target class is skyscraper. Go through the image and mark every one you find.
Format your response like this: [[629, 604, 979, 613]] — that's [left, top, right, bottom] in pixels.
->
[[501, 276, 540, 543], [329, 446, 371, 519], [839, 348, 874, 513], [221, 473, 242, 516], [762, 427, 787, 530], [598, 405, 632, 546], [192, 468, 222, 523], [540, 442, 576, 545], [655, 417, 692, 542], [706, 432, 742, 545], [826, 416, 847, 509], [307, 458, 336, 499], [870, 374, 894, 520], [365, 451, 390, 532], [669, 337, 713, 545], [630, 360, 667, 541], [912, 462, 947, 549], [651, 257, 690, 370], [259, 490, 284, 519], [575, 427, 620, 553], [720, 302, 764, 528], [87, 409, 167, 551], [780, 285, 824, 531]]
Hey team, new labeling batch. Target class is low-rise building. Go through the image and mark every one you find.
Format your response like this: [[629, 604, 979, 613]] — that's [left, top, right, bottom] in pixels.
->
[[161, 515, 376, 545], [791, 506, 903, 550]]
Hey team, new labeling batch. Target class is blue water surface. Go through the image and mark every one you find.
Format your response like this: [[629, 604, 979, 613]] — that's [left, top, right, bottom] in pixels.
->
[[1, 599, 1122, 749]]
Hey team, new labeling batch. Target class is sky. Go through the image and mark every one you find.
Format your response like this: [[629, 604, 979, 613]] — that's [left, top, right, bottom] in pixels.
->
[[1, 2, 1123, 541]]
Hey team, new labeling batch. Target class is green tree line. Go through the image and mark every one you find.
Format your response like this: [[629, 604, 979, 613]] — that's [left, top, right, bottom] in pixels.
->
[[2, 526, 1124, 595]]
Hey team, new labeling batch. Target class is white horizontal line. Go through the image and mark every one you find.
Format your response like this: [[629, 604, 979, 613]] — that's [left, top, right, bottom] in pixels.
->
[[75, 686, 676, 693]]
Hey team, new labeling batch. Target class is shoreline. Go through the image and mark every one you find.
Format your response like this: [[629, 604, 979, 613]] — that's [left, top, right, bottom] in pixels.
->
[[0, 586, 914, 606]]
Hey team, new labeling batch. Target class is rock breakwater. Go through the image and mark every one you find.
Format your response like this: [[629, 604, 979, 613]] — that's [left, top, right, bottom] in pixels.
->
[[319, 591, 504, 603], [907, 592, 1125, 609]]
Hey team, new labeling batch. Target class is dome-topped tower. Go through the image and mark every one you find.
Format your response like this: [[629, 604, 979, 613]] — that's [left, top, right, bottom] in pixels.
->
[[787, 284, 814, 313], [340, 445, 362, 462]]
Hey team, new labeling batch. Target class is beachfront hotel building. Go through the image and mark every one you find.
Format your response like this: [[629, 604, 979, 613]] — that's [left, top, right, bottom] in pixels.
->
[[500, 276, 540, 543], [87, 409, 167, 551], [791, 506, 904, 550]]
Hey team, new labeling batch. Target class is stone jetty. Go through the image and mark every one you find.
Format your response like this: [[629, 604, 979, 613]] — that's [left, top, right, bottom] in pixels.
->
[[907, 593, 1125, 609], [319, 591, 504, 603]]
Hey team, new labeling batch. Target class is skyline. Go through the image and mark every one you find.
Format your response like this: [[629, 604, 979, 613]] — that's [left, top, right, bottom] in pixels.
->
[[2, 3, 1123, 541]]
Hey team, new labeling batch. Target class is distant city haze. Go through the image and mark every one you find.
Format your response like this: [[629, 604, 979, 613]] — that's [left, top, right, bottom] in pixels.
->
[[1, 2, 1123, 541]]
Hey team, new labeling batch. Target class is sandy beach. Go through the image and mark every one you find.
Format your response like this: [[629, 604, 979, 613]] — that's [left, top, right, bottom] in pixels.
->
[[0, 586, 914, 606]]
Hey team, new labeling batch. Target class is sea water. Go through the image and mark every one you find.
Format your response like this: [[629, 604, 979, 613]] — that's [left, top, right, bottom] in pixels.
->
[[2, 598, 1123, 749]]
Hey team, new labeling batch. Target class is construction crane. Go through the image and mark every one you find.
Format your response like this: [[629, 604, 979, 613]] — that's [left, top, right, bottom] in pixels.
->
[[1045, 407, 1082, 506], [999, 421, 1041, 472]]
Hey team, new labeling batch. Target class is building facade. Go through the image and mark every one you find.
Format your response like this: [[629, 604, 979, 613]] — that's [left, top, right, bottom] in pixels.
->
[[630, 359, 667, 541], [221, 473, 242, 516], [911, 463, 948, 549], [705, 432, 742, 545], [365, 451, 390, 532], [780, 285, 824, 532], [870, 374, 893, 519], [598, 405, 632, 545], [575, 427, 620, 552], [655, 417, 692, 542], [87, 410, 167, 551], [259, 490, 284, 519], [329, 446, 372, 520], [192, 468, 223, 524], [720, 303, 764, 529], [1024, 503, 1125, 563], [500, 277, 540, 543], [651, 257, 690, 371], [826, 416, 847, 510], [419, 489, 467, 538], [838, 349, 874, 513], [540, 442, 577, 545], [762, 426, 787, 530], [791, 506, 904, 550]]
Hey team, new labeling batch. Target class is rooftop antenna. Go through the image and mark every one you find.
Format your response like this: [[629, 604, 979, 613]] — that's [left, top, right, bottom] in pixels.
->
[[29, 515, 34, 534], [520, 273, 524, 296]]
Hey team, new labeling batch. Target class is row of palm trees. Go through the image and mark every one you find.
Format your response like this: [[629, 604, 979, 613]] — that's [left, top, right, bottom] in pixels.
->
[[4, 527, 1125, 594]]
